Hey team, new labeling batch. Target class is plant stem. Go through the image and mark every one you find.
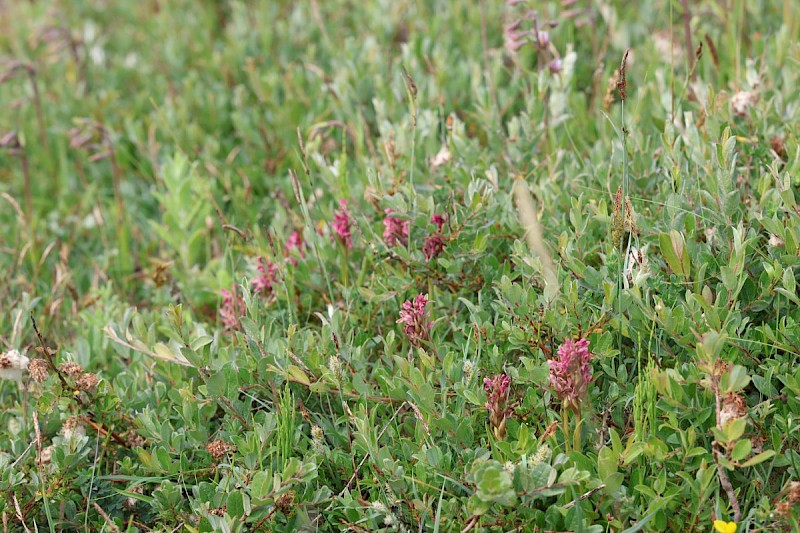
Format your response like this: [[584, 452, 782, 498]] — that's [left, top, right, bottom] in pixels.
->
[[29, 72, 47, 148], [712, 373, 742, 521], [617, 95, 629, 358], [341, 245, 349, 288], [680, 0, 695, 78], [21, 151, 31, 228], [573, 410, 582, 453]]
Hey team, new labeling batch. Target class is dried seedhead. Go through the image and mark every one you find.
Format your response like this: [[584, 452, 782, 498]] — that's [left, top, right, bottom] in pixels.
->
[[774, 481, 800, 518], [624, 245, 651, 288], [275, 490, 296, 516], [206, 439, 236, 461], [610, 186, 639, 251], [124, 430, 147, 448], [29, 358, 50, 383], [59, 361, 84, 378], [719, 392, 747, 427], [770, 135, 787, 161], [1, 58, 47, 144], [603, 68, 620, 111], [123, 485, 143, 510], [704, 34, 720, 67], [76, 372, 99, 392], [0, 60, 35, 84], [36, 26, 83, 57], [616, 49, 630, 101], [0, 131, 22, 155], [401, 65, 417, 100], [61, 416, 86, 440], [69, 119, 112, 161]]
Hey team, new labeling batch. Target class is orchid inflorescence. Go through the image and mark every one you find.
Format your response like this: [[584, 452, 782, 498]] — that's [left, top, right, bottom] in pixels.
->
[[548, 337, 593, 413], [397, 293, 431, 347], [484, 374, 513, 440]]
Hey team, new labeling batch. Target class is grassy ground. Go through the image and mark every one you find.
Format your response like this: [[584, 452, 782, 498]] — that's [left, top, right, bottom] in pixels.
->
[[1, 0, 799, 531]]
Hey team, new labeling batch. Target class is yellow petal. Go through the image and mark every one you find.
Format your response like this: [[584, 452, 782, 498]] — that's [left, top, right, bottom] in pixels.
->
[[713, 520, 737, 533]]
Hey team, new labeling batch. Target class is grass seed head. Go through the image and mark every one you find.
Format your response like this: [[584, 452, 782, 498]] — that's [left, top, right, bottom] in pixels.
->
[[616, 49, 630, 100]]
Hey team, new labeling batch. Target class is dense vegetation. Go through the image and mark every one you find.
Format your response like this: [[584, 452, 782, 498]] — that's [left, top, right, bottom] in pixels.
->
[[1, 1, 799, 531]]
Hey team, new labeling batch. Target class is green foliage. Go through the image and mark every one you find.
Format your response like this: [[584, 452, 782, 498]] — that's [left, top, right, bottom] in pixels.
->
[[1, 0, 799, 531]]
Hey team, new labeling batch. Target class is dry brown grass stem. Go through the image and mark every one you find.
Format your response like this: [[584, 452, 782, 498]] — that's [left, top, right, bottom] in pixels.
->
[[513, 176, 558, 299], [680, 0, 695, 78]]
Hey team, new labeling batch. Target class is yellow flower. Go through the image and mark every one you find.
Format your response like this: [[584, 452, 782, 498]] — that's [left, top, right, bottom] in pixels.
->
[[713, 520, 737, 533]]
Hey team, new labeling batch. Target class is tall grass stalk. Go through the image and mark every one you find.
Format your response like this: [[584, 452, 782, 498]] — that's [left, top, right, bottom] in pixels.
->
[[401, 65, 418, 205], [616, 50, 631, 357], [289, 168, 335, 307]]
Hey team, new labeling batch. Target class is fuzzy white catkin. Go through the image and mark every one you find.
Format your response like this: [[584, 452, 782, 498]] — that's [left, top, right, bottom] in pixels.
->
[[0, 349, 29, 382], [731, 90, 757, 117]]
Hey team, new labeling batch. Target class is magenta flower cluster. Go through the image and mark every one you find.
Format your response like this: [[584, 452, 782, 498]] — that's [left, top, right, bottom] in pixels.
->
[[223, 198, 451, 330], [484, 374, 513, 440], [423, 214, 447, 261], [285, 230, 305, 265], [251, 230, 308, 296], [332, 198, 448, 261], [397, 293, 431, 347], [332, 199, 354, 248], [383, 209, 410, 247], [252, 258, 279, 295], [548, 338, 593, 412], [227, 231, 309, 325], [219, 287, 245, 330]]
